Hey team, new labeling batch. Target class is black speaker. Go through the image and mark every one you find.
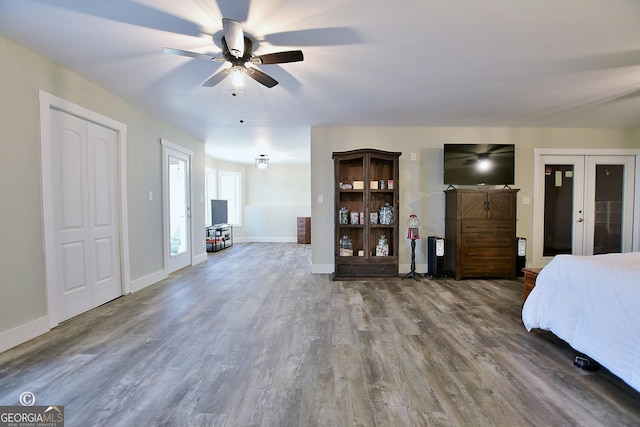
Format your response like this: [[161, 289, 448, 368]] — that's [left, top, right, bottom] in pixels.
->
[[427, 236, 445, 278], [516, 237, 526, 277]]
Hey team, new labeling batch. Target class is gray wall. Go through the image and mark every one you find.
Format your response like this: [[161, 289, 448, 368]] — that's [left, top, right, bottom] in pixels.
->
[[310, 127, 640, 273], [0, 35, 206, 341]]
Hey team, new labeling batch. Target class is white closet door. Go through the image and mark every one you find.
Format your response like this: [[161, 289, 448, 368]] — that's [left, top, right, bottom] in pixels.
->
[[88, 122, 122, 306], [50, 109, 121, 321]]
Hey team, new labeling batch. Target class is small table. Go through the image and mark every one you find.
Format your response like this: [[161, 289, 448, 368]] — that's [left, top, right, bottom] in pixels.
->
[[206, 224, 233, 252], [522, 267, 543, 303]]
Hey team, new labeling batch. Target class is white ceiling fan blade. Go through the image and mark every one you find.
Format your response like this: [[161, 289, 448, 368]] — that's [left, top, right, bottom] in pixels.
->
[[202, 65, 232, 87], [222, 18, 244, 59], [163, 47, 225, 62]]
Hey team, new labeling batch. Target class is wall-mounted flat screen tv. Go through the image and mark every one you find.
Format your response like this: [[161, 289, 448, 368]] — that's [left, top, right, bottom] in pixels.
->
[[211, 199, 228, 225], [443, 143, 515, 186]]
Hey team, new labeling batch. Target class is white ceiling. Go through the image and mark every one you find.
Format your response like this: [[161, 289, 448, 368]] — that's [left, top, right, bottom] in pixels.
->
[[2, 0, 640, 165]]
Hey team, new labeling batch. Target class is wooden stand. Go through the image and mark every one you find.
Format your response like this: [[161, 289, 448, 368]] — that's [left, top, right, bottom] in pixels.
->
[[522, 267, 542, 303], [404, 239, 422, 281]]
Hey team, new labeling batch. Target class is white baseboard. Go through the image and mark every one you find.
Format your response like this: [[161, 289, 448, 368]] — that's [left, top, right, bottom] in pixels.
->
[[233, 237, 296, 243], [399, 263, 427, 274], [130, 269, 168, 293], [0, 316, 50, 353], [312, 264, 426, 275], [192, 252, 208, 265], [311, 264, 334, 274]]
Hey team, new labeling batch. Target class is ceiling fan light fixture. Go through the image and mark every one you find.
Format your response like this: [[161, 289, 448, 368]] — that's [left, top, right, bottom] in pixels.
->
[[229, 68, 247, 97], [255, 154, 269, 169], [231, 68, 245, 87]]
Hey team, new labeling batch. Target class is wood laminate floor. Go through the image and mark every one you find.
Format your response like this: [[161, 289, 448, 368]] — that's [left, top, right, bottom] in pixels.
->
[[1, 243, 639, 426]]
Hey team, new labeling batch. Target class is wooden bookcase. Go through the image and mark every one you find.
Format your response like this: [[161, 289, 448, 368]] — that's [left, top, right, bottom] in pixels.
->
[[332, 149, 401, 280], [444, 188, 519, 280]]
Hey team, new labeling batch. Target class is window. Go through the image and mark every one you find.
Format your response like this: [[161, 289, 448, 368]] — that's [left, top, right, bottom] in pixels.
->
[[205, 167, 217, 226], [218, 170, 242, 226]]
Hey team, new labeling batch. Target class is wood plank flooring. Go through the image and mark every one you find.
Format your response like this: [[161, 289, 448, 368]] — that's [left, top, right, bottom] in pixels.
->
[[1, 242, 639, 426]]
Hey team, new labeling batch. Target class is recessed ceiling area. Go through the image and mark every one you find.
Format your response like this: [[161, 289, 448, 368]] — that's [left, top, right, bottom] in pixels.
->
[[1, 0, 639, 165]]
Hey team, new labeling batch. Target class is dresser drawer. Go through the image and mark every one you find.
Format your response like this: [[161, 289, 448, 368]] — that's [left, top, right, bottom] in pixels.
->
[[460, 247, 514, 259], [460, 262, 515, 277], [461, 220, 514, 233], [461, 233, 513, 247]]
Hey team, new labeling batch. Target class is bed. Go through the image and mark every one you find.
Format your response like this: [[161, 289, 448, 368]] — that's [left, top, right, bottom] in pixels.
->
[[522, 252, 640, 392]]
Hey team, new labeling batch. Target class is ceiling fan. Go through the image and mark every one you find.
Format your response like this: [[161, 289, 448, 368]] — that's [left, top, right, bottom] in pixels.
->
[[163, 18, 303, 89]]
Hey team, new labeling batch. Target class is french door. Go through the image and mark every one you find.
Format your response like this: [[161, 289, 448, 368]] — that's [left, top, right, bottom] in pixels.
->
[[533, 154, 635, 266], [162, 140, 193, 273]]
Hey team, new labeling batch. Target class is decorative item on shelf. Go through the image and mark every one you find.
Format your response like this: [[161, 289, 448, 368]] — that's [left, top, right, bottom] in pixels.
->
[[370, 180, 379, 189], [376, 235, 389, 256], [339, 235, 353, 256], [255, 154, 269, 169], [359, 211, 364, 224], [350, 211, 360, 225], [388, 180, 394, 189], [352, 180, 364, 189], [339, 207, 349, 224], [339, 182, 353, 190], [379, 203, 394, 225], [379, 179, 386, 189], [405, 214, 422, 281], [370, 212, 379, 224]]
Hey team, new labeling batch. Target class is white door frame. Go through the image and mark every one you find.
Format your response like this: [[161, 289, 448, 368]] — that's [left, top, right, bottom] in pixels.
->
[[532, 148, 640, 267], [39, 90, 131, 329], [161, 139, 194, 273]]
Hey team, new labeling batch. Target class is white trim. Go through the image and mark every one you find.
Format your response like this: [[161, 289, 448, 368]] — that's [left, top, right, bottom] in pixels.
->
[[311, 264, 334, 274], [533, 148, 640, 156], [236, 236, 297, 243], [161, 138, 193, 156], [161, 139, 195, 273], [192, 252, 208, 265], [130, 269, 168, 293], [0, 316, 50, 354], [39, 90, 130, 329], [532, 148, 640, 266]]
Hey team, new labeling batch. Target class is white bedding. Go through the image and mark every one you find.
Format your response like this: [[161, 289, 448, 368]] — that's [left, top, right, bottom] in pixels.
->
[[522, 252, 640, 392]]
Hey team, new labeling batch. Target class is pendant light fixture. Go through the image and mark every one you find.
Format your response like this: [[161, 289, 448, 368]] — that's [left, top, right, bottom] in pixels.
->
[[255, 154, 269, 169]]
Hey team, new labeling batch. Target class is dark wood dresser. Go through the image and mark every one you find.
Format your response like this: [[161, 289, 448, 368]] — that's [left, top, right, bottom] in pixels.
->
[[444, 188, 519, 280], [297, 217, 311, 244]]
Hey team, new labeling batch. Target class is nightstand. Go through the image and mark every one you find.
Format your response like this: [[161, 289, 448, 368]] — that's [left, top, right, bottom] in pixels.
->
[[522, 267, 543, 303]]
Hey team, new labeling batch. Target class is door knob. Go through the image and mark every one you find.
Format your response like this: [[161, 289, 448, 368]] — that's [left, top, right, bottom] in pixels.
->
[[577, 218, 584, 223]]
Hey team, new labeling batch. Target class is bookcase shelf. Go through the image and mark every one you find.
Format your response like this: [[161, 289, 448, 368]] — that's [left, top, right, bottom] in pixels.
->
[[332, 149, 401, 280]]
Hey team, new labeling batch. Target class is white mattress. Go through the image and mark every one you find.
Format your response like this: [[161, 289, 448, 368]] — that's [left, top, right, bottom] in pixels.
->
[[522, 252, 640, 392]]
